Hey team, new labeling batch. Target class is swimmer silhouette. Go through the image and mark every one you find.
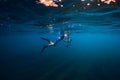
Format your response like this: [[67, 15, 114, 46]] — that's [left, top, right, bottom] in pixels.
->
[[40, 33, 72, 54]]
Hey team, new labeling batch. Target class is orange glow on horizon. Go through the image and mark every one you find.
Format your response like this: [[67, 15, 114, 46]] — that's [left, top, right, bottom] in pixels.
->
[[36, 0, 117, 8], [100, 0, 116, 4], [36, 0, 62, 7]]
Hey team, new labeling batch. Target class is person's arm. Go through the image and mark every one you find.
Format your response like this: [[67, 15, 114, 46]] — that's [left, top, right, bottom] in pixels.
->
[[66, 41, 71, 47], [65, 38, 72, 47], [63, 37, 70, 43]]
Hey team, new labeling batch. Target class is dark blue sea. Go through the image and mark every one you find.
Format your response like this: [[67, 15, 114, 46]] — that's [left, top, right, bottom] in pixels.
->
[[0, 0, 120, 80]]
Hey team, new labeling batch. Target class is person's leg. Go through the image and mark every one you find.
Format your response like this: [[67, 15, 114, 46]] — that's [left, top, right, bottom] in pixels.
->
[[40, 45, 48, 54], [40, 37, 50, 42]]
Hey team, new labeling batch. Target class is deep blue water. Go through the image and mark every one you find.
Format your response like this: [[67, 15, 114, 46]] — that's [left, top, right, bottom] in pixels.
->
[[1, 26, 120, 80], [0, 0, 120, 80]]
